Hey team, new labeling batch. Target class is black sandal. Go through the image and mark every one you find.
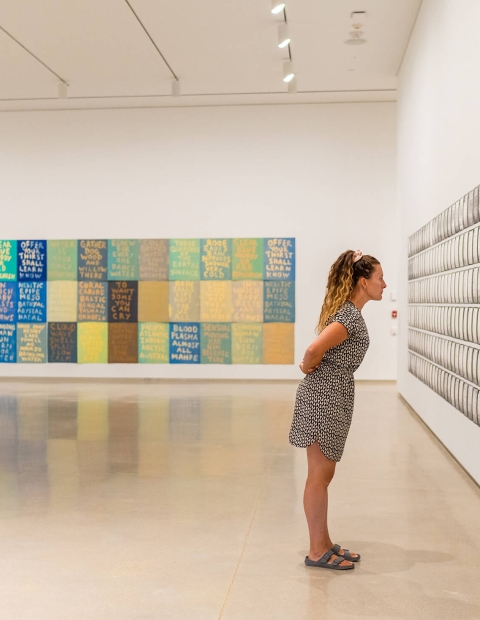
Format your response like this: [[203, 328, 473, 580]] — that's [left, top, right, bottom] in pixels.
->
[[330, 543, 361, 562], [305, 549, 354, 570]]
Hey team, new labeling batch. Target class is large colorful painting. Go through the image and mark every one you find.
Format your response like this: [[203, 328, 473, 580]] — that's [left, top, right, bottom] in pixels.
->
[[408, 186, 479, 426], [0, 238, 295, 364]]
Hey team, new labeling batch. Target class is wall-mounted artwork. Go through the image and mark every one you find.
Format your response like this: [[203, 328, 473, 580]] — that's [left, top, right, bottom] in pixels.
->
[[408, 186, 480, 426], [0, 238, 295, 364]]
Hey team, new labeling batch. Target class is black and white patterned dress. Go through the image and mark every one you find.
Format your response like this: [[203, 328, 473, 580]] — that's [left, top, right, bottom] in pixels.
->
[[289, 301, 370, 462]]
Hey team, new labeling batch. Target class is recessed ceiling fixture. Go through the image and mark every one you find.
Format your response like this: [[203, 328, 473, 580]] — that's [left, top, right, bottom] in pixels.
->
[[283, 61, 295, 83], [278, 23, 290, 48], [271, 1, 286, 14]]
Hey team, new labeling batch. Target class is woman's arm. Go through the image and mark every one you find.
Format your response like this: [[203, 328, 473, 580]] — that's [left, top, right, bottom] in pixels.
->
[[300, 322, 349, 374]]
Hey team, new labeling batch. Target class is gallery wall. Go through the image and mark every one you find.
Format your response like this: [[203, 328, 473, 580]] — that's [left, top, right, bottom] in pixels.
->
[[0, 102, 397, 379], [397, 0, 480, 483]]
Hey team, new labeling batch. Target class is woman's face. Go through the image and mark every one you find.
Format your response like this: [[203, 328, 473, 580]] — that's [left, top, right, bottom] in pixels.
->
[[365, 264, 387, 301]]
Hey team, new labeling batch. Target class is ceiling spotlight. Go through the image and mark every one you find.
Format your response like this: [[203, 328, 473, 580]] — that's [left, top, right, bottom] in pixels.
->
[[58, 82, 68, 99], [283, 61, 295, 83], [287, 77, 297, 94], [171, 80, 181, 97], [278, 23, 290, 49], [271, 1, 285, 15]]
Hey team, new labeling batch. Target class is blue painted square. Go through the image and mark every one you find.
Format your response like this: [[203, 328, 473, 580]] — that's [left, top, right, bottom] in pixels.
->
[[78, 240, 108, 281], [263, 238, 295, 281], [0, 324, 16, 363], [17, 240, 47, 281], [17, 282, 47, 323], [0, 282, 17, 323], [169, 322, 201, 364], [264, 281, 295, 322]]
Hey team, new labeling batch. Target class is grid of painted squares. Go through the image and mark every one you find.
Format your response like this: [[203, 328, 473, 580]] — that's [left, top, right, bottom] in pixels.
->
[[0, 238, 295, 364], [408, 183, 480, 427]]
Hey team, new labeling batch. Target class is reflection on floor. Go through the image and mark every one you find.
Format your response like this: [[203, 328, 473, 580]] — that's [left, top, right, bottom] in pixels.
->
[[0, 380, 479, 619]]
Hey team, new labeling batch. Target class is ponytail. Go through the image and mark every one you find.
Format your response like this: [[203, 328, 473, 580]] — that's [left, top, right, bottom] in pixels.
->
[[316, 250, 379, 333]]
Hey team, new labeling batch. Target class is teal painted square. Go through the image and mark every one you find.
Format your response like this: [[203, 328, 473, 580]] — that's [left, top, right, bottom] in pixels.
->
[[264, 281, 295, 322], [108, 239, 139, 280], [0, 241, 17, 281], [169, 239, 201, 280], [201, 323, 232, 364]]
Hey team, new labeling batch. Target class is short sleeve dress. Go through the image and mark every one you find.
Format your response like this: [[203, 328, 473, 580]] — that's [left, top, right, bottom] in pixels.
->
[[289, 301, 370, 462]]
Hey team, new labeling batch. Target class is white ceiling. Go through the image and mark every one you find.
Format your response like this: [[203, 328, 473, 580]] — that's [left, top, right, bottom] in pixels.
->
[[0, 0, 422, 111]]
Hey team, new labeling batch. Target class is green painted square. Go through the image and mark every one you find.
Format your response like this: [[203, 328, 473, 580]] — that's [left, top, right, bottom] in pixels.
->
[[169, 239, 201, 280], [201, 323, 232, 364], [138, 323, 169, 363], [108, 239, 139, 280], [0, 241, 17, 281], [47, 240, 78, 280], [232, 323, 263, 364], [232, 239, 263, 280]]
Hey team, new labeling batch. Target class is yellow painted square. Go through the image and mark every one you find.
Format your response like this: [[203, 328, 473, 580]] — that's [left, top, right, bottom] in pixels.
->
[[200, 281, 232, 322], [263, 323, 295, 364], [47, 281, 78, 322], [138, 281, 169, 322], [77, 323, 108, 364]]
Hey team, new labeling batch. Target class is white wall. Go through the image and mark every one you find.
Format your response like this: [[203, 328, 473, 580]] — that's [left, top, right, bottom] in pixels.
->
[[397, 0, 480, 483], [0, 102, 397, 380]]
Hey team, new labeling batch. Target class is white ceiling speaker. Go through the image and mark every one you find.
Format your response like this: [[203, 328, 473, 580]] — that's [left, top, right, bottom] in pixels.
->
[[58, 82, 68, 99], [283, 61, 294, 83], [345, 31, 366, 45], [345, 38, 367, 45], [271, 1, 285, 14], [171, 80, 181, 97], [278, 23, 290, 49]]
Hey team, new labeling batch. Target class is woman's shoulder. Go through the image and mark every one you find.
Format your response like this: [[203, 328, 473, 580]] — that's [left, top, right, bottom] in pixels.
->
[[328, 301, 361, 335]]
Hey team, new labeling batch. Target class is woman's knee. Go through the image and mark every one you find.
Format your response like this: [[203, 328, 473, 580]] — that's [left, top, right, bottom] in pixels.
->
[[306, 465, 335, 488]]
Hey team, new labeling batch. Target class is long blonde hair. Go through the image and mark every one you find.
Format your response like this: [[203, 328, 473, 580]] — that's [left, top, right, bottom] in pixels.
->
[[316, 250, 379, 333]]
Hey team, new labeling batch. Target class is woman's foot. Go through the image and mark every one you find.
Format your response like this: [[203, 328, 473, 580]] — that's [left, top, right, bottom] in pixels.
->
[[329, 543, 360, 562], [307, 549, 353, 568]]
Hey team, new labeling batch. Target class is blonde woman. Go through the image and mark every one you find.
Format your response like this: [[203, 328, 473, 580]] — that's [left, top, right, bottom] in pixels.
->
[[289, 250, 386, 571]]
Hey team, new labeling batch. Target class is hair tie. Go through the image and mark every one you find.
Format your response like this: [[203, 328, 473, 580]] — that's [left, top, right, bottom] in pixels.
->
[[353, 250, 363, 263]]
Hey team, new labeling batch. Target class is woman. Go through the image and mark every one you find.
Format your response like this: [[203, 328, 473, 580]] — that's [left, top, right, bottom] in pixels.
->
[[289, 249, 386, 571]]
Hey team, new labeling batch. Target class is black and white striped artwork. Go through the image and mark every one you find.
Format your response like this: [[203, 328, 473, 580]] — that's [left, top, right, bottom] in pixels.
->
[[408, 186, 480, 426]]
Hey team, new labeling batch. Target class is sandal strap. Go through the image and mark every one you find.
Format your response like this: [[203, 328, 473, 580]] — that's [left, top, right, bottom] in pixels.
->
[[331, 544, 341, 555], [331, 556, 346, 566], [319, 549, 334, 563]]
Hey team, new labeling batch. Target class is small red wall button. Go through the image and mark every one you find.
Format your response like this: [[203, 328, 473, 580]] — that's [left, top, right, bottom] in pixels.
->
[[392, 310, 398, 319]]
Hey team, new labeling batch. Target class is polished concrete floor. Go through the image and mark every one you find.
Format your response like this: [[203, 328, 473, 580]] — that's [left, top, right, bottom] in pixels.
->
[[0, 380, 479, 620]]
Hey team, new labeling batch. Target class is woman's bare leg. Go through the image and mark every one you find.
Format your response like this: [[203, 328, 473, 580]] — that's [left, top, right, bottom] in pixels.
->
[[323, 487, 359, 560], [304, 442, 352, 566]]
